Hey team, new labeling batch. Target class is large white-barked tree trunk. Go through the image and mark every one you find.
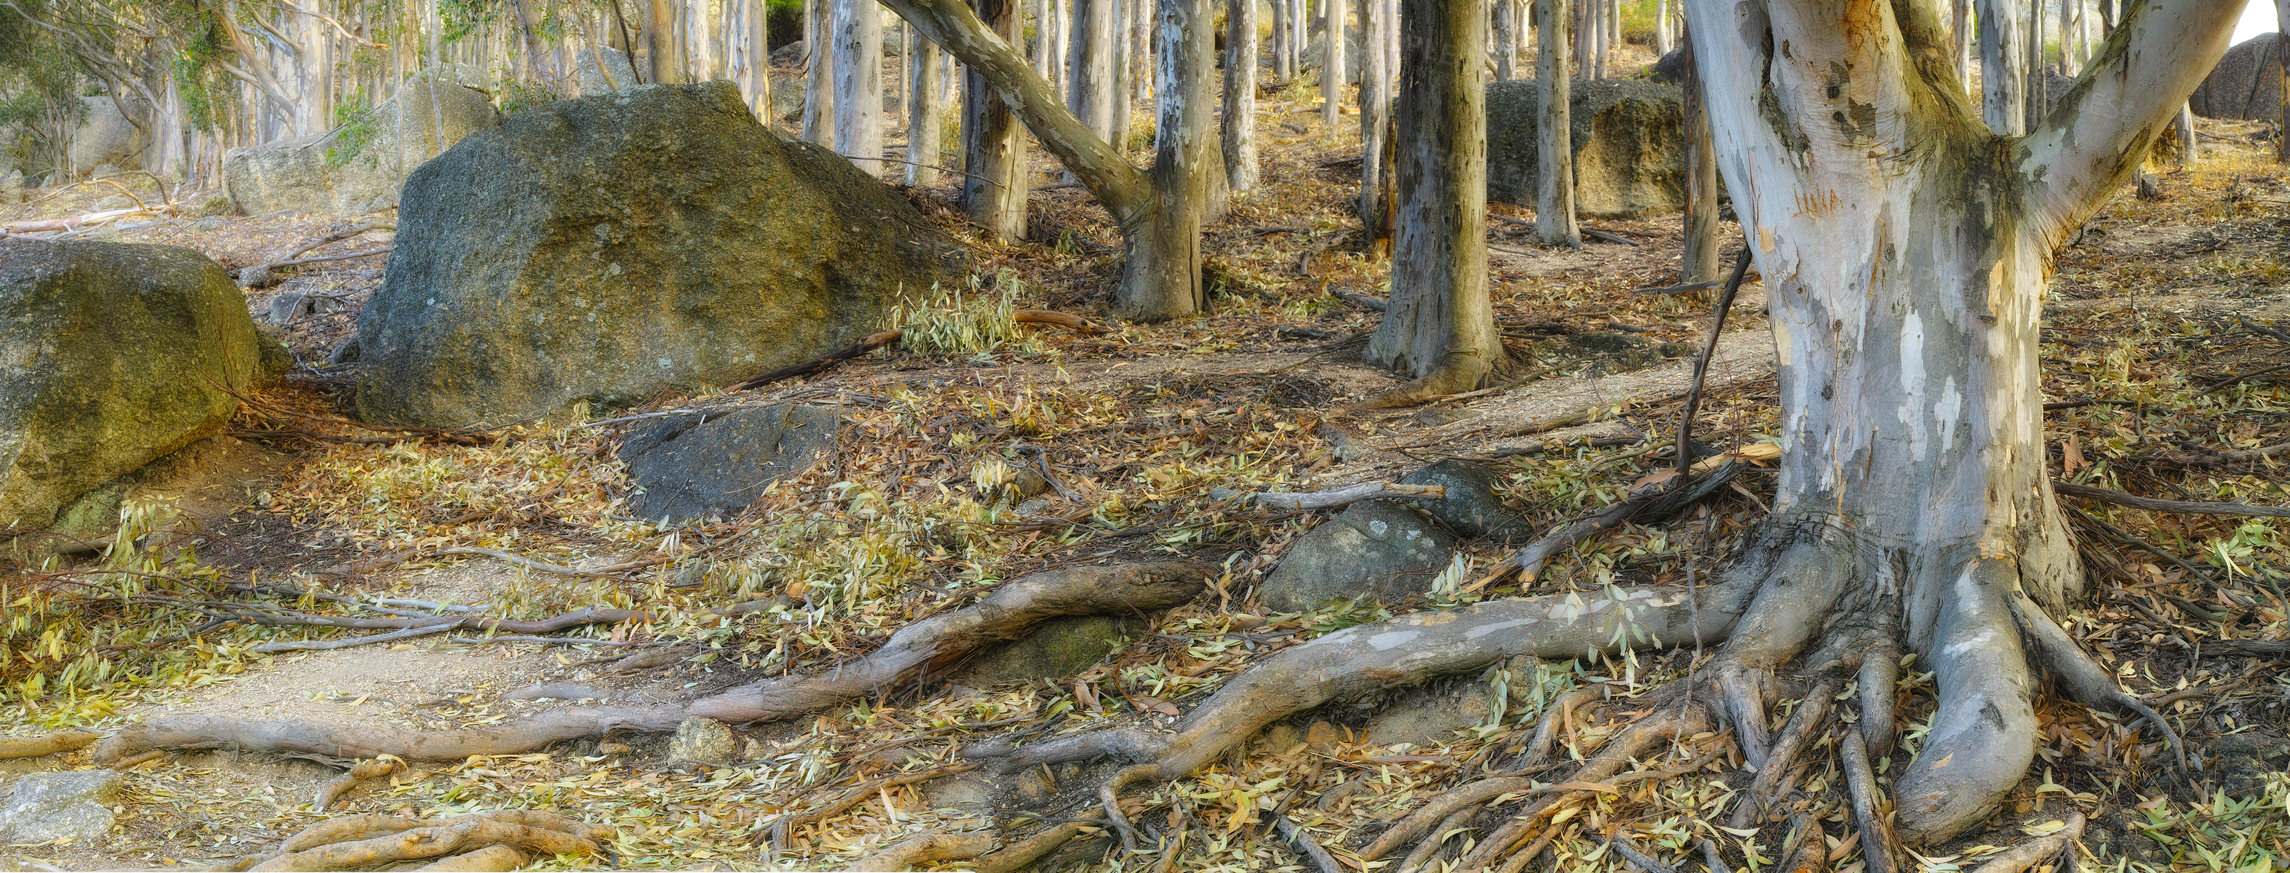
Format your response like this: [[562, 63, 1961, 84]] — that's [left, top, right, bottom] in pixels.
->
[[1681, 0, 2243, 841]]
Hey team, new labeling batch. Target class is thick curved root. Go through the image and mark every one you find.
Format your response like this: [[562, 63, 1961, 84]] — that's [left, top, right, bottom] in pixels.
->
[[98, 563, 1210, 764], [1842, 727, 1906, 873], [0, 730, 98, 760], [844, 831, 993, 872], [1968, 812, 2085, 873], [2012, 594, 2187, 767], [316, 758, 404, 810], [412, 845, 528, 872], [251, 813, 609, 872], [1892, 560, 2039, 844]]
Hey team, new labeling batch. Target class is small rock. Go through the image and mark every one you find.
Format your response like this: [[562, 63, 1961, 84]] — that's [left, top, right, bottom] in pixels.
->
[[185, 216, 228, 233], [1303, 721, 1345, 749], [0, 770, 123, 843], [267, 292, 311, 322], [1365, 681, 1493, 747], [1257, 501, 1459, 612], [1013, 766, 1057, 801], [950, 615, 1141, 688], [668, 717, 739, 766], [621, 404, 845, 523], [741, 738, 767, 761], [598, 742, 633, 756], [1400, 460, 1535, 541]]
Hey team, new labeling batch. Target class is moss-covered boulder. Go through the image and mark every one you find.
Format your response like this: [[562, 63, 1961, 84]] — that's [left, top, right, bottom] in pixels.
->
[[0, 240, 277, 531], [353, 82, 964, 428], [1487, 79, 1686, 220], [223, 71, 501, 215]]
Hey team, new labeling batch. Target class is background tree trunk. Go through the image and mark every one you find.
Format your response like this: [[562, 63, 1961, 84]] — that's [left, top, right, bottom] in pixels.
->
[[961, 0, 1030, 239], [1357, 0, 1396, 245], [1321, 0, 1345, 136], [648, 0, 686, 83], [2279, 0, 2289, 163], [1223, 0, 1261, 193], [1116, 0, 1216, 320], [804, 0, 837, 146], [1952, 0, 1972, 91], [1271, 0, 1293, 80], [1069, 0, 1119, 142], [1655, 0, 1672, 55], [1367, 0, 1496, 393], [1979, 0, 2024, 135], [908, 38, 946, 183], [1679, 32, 1719, 284], [833, 0, 884, 173], [1533, 0, 1579, 247], [1494, 0, 1520, 82]]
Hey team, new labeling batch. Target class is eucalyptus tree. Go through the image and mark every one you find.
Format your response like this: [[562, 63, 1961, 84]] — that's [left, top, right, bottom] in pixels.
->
[[1320, 0, 1343, 135], [803, 0, 836, 146], [833, 0, 884, 173], [958, 0, 1028, 239], [1363, 0, 1500, 399], [1678, 34, 1720, 284], [1356, 0, 1395, 240], [906, 35, 945, 183], [1534, 0, 1580, 247], [1221, 0, 1259, 193], [1067, 0, 1117, 142], [1978, 0, 2025, 134], [882, 0, 1219, 320]]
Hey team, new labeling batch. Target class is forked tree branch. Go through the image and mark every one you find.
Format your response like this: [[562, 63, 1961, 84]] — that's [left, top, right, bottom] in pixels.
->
[[2018, 0, 2244, 244], [872, 0, 1150, 223]]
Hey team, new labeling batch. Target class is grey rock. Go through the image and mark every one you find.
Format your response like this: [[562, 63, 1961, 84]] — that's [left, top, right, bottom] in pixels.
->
[[1487, 79, 1685, 220], [2190, 34, 2283, 121], [0, 169, 22, 205], [0, 770, 122, 843], [622, 404, 844, 522], [268, 292, 312, 323], [574, 46, 643, 95], [66, 97, 148, 178], [1300, 27, 1367, 84], [668, 717, 739, 766], [1400, 460, 1534, 541], [1258, 501, 1459, 612], [224, 71, 502, 215], [951, 615, 1143, 688], [1365, 680, 1494, 747], [1, 240, 279, 530], [771, 40, 809, 67], [185, 216, 228, 233], [353, 82, 964, 428]]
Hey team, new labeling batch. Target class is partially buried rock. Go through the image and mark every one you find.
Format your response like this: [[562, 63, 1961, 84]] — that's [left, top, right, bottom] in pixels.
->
[[1257, 501, 1458, 612], [621, 404, 843, 523], [353, 81, 963, 428], [951, 615, 1143, 688], [1, 240, 282, 532], [1399, 459, 1535, 542], [1487, 79, 1685, 219], [0, 770, 123, 843], [668, 717, 739, 767]]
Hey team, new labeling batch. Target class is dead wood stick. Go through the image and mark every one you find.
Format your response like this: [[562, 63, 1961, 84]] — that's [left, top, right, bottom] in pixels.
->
[[1967, 813, 2084, 873], [2, 205, 156, 235], [1489, 461, 1747, 585], [99, 563, 1211, 763], [2143, 440, 2290, 469], [1335, 289, 1389, 311], [2238, 316, 2290, 346], [429, 546, 645, 579], [1581, 226, 1641, 246], [1607, 830, 1683, 873], [266, 247, 391, 269], [278, 811, 613, 854], [966, 812, 1106, 873], [2054, 482, 2290, 518], [242, 605, 644, 636], [844, 831, 994, 872], [1676, 247, 1755, 476], [274, 222, 394, 263], [1208, 482, 1445, 510], [412, 844, 527, 872], [251, 623, 458, 653], [1013, 309, 1106, 335], [1840, 733, 1903, 873], [0, 730, 99, 760], [732, 329, 905, 390], [1275, 815, 1345, 873], [316, 758, 404, 809]]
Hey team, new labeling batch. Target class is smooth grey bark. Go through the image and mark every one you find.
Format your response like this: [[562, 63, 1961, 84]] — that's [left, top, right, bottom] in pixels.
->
[[747, 0, 772, 122], [1365, 0, 1497, 394], [1357, 0, 1396, 240], [2174, 103, 2197, 165], [1655, 0, 1672, 55], [1952, 0, 1972, 90], [803, 0, 837, 146], [833, 0, 884, 173], [2024, 0, 2044, 124], [1494, 0, 1521, 82], [1223, 0, 1261, 192], [1679, 33, 1719, 284], [907, 36, 947, 183], [1978, 0, 2024, 135], [1681, 0, 2241, 845], [1533, 0, 1579, 247], [1069, 0, 1120, 141], [961, 0, 1029, 239], [1271, 0, 1294, 79], [1321, 0, 1345, 135]]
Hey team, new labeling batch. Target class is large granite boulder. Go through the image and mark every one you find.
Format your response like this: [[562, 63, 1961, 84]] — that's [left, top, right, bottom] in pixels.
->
[[224, 71, 502, 214], [620, 403, 843, 522], [66, 96, 149, 177], [1487, 79, 1685, 220], [2190, 34, 2283, 121], [0, 770, 122, 843], [354, 82, 963, 428], [574, 46, 643, 95], [0, 240, 275, 531]]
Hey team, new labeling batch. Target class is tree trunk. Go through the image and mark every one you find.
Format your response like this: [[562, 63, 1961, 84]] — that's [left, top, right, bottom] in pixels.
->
[[961, 0, 1030, 239], [1357, 0, 1395, 243], [1223, 0, 1261, 192], [1679, 31, 1719, 284], [804, 0, 837, 146], [1069, 0, 1120, 142], [908, 36, 946, 183], [648, 0, 686, 83], [1952, 0, 1972, 91], [2279, 0, 2289, 163], [1271, 0, 1293, 80], [2024, 0, 2044, 124], [1494, 0, 1520, 82], [1681, 0, 2241, 845], [1117, 0, 1216, 320], [833, 0, 884, 173], [2174, 103, 2196, 165], [1654, 0, 1671, 55], [1533, 0, 1579, 247], [1978, 0, 2024, 135], [748, 0, 773, 123], [1366, 0, 1497, 393], [1321, 0, 1345, 135]]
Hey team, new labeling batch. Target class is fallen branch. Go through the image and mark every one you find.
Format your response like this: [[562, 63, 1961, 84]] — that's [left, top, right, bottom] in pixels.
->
[[1334, 290, 1389, 311], [2142, 440, 2290, 470], [2054, 482, 2290, 519], [2, 204, 161, 235], [0, 730, 98, 760], [1207, 482, 1445, 510], [242, 606, 644, 653], [1674, 247, 1755, 476], [1967, 813, 2085, 873], [844, 831, 993, 872], [1486, 458, 1752, 585], [98, 563, 1210, 763], [1275, 815, 1344, 873], [317, 758, 404, 810]]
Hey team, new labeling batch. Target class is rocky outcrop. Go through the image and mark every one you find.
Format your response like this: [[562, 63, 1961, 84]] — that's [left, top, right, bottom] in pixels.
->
[[353, 82, 963, 428], [620, 404, 844, 522], [0, 240, 279, 532], [1487, 79, 1685, 219], [2190, 34, 2283, 121], [223, 72, 501, 214], [66, 96, 148, 177]]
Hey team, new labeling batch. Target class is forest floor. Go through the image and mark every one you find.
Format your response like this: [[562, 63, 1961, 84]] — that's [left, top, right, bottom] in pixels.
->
[[3, 89, 2289, 873]]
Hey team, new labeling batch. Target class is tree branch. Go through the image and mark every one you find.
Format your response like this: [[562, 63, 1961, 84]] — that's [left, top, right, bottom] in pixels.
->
[[2018, 0, 2243, 244]]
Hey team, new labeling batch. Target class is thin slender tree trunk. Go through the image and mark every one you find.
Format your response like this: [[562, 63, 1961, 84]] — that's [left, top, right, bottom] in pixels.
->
[[1356, 0, 1393, 242], [649, 0, 686, 83], [1069, 0, 1120, 142], [833, 0, 884, 173], [2175, 103, 2196, 165], [1494, 0, 1520, 81], [1321, 0, 1345, 134], [1952, 0, 1972, 91], [1654, 0, 1672, 55], [1534, 0, 1579, 247], [2279, 0, 2289, 163], [749, 0, 772, 123], [1271, 0, 1293, 80], [1112, 0, 1133, 149], [961, 0, 1030, 239], [2024, 0, 2045, 123], [908, 33, 946, 183], [804, 0, 837, 145], [1133, 0, 1155, 100], [1366, 0, 1496, 393], [1223, 0, 1261, 192], [1979, 0, 2025, 136], [1679, 31, 1719, 284]]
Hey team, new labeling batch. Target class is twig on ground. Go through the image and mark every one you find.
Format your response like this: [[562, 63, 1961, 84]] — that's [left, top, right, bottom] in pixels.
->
[[1676, 247, 1754, 476], [2054, 482, 2290, 518], [843, 831, 993, 872], [1274, 815, 1344, 873]]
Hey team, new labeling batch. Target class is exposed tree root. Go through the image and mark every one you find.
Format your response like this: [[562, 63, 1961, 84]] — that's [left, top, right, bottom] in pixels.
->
[[844, 831, 993, 871], [1208, 482, 1445, 510], [765, 763, 979, 849], [316, 758, 404, 810], [2010, 594, 2186, 766], [1447, 708, 1712, 871], [1967, 812, 2085, 873], [0, 729, 97, 760], [2054, 481, 2290, 519], [1841, 727, 1905, 873], [1274, 814, 1345, 873], [964, 810, 1104, 873], [97, 563, 1211, 763], [410, 844, 527, 872], [249, 810, 612, 872]]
